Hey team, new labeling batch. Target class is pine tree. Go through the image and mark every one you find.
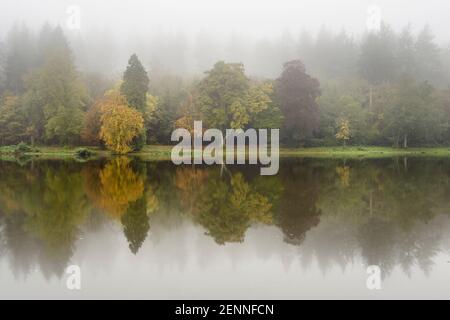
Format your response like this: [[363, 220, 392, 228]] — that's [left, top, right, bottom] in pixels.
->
[[121, 54, 149, 112], [415, 25, 442, 83], [120, 54, 149, 150], [397, 25, 416, 77], [0, 41, 6, 95], [121, 197, 149, 254], [5, 24, 36, 94]]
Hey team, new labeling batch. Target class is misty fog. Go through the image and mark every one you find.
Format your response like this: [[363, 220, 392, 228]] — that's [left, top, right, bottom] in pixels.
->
[[1, 0, 450, 78]]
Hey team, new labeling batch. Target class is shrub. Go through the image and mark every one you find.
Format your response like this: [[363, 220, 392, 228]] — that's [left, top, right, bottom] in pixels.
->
[[15, 142, 33, 153], [75, 148, 94, 159]]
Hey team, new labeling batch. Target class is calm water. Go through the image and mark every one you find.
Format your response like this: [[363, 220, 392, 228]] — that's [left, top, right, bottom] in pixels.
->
[[0, 156, 450, 299]]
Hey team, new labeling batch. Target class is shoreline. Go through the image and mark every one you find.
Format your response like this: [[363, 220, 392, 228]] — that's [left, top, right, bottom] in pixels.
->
[[2, 145, 450, 161]]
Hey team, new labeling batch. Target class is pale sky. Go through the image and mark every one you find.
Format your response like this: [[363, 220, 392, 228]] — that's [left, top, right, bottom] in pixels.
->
[[0, 0, 449, 42]]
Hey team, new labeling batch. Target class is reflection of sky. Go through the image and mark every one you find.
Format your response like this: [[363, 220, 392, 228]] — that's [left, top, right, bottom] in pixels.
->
[[1, 216, 450, 299]]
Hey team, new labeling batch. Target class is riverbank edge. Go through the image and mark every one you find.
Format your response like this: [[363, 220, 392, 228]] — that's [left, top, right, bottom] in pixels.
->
[[2, 145, 450, 161]]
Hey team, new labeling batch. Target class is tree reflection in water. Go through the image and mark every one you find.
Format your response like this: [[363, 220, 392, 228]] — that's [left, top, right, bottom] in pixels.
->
[[0, 157, 449, 279]]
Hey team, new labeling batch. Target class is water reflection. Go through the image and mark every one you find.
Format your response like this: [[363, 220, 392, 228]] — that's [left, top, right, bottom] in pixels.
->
[[0, 157, 450, 295]]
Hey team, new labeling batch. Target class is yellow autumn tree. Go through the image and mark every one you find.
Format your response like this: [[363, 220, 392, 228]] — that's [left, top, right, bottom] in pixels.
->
[[99, 92, 144, 154], [336, 118, 351, 147], [98, 157, 145, 220], [336, 166, 351, 187]]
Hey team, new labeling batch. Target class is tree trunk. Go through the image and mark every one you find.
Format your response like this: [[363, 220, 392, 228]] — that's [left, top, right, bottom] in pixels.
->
[[369, 86, 373, 109], [393, 135, 399, 148], [403, 134, 408, 149]]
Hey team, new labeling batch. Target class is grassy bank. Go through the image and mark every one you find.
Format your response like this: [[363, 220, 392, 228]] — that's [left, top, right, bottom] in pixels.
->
[[2, 145, 450, 161], [129, 145, 450, 160], [0, 145, 109, 160], [278, 146, 450, 158]]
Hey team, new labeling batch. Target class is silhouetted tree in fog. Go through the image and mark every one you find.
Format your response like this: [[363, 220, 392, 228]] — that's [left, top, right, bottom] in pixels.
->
[[275, 60, 321, 146]]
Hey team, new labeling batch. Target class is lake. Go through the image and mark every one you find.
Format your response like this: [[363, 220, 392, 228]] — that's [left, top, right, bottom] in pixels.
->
[[0, 156, 450, 299]]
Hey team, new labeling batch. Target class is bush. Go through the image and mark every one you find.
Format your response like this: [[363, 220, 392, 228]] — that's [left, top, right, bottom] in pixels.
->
[[132, 133, 146, 151], [0, 143, 39, 156], [75, 148, 94, 159], [15, 142, 33, 153]]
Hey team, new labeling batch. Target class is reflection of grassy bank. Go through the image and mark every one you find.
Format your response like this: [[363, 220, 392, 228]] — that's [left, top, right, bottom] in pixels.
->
[[2, 145, 450, 161]]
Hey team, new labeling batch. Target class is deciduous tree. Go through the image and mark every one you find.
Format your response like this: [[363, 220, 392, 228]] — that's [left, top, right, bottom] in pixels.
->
[[0, 95, 26, 145], [336, 118, 351, 146], [99, 92, 144, 154], [275, 60, 321, 146], [24, 27, 87, 145]]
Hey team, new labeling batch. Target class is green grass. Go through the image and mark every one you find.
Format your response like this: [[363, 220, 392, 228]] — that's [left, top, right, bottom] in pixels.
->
[[130, 145, 450, 161], [0, 145, 108, 160], [277, 146, 450, 158], [134, 145, 173, 160], [2, 145, 450, 161], [0, 146, 18, 154]]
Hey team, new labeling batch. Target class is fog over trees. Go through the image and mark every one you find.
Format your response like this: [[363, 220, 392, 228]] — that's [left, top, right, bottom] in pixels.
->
[[1, 1, 450, 148]]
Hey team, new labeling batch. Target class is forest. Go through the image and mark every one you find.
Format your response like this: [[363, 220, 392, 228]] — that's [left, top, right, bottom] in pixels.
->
[[1, 23, 450, 152]]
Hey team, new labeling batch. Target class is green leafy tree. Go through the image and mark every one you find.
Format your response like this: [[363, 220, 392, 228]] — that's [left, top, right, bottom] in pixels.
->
[[436, 88, 450, 143], [147, 73, 185, 144], [318, 84, 375, 145], [21, 72, 47, 144], [24, 27, 87, 145], [197, 61, 250, 131], [233, 82, 282, 129], [149, 92, 180, 144], [384, 77, 440, 148], [189, 62, 280, 136], [175, 94, 199, 135], [0, 95, 26, 145]]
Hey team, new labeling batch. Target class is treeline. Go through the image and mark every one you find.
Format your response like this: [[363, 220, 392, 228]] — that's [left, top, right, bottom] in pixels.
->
[[1, 23, 450, 149]]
